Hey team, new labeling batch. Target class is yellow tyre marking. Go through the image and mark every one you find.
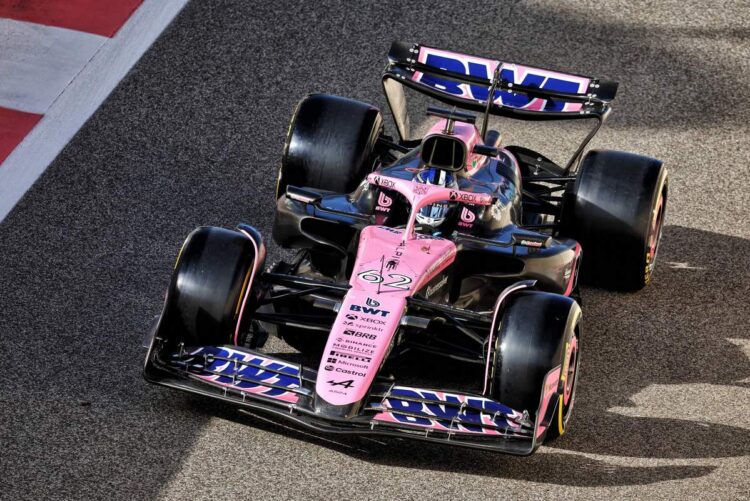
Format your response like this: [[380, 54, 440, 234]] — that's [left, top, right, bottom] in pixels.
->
[[557, 394, 566, 436], [234, 267, 254, 317], [560, 341, 570, 383], [173, 238, 188, 270]]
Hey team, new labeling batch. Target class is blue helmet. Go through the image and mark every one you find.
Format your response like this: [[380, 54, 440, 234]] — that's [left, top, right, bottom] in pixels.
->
[[415, 168, 456, 228]]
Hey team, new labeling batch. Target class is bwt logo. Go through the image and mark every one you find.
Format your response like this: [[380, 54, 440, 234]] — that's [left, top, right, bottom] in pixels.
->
[[380, 387, 518, 431], [350, 299, 390, 318], [199, 348, 301, 395], [415, 50, 588, 112], [378, 192, 393, 208], [460, 207, 476, 223]]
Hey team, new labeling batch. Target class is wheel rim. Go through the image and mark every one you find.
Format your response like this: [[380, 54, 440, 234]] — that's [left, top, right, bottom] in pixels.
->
[[645, 190, 666, 282], [562, 335, 578, 407], [557, 334, 579, 436]]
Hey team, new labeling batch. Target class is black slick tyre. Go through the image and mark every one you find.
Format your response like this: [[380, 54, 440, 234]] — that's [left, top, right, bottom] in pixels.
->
[[276, 93, 383, 198], [562, 149, 668, 291], [490, 291, 581, 443], [165, 226, 262, 347]]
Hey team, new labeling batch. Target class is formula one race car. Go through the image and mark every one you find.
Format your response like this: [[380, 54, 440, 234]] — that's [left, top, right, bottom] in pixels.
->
[[143, 42, 668, 455]]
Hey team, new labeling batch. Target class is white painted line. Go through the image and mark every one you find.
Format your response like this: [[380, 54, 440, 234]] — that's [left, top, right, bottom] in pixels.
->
[[0, 19, 106, 114], [0, 0, 189, 223]]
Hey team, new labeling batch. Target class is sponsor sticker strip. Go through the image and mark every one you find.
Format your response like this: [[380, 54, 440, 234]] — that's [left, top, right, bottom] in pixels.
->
[[169, 346, 302, 404], [370, 386, 531, 436]]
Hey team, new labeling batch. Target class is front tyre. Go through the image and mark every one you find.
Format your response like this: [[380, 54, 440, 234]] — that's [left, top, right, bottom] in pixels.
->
[[164, 226, 264, 347], [490, 291, 581, 443]]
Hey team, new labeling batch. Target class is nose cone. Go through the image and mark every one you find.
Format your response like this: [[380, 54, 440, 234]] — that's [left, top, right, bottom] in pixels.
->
[[313, 392, 363, 419]]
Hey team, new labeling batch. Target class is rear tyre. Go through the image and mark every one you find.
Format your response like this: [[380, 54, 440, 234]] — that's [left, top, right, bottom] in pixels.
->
[[562, 149, 668, 291], [276, 93, 383, 198], [491, 291, 581, 442], [165, 226, 263, 347]]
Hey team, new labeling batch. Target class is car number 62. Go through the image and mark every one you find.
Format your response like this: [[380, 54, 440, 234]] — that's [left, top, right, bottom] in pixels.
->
[[357, 270, 412, 290]]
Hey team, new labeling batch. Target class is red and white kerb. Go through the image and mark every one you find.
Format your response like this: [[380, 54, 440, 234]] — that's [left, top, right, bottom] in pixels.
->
[[0, 0, 144, 163]]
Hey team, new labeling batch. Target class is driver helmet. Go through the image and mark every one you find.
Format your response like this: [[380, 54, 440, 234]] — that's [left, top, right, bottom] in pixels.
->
[[415, 167, 457, 228]]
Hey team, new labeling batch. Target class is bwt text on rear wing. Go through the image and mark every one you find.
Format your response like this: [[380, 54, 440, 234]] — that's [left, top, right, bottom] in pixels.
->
[[382, 41, 619, 146]]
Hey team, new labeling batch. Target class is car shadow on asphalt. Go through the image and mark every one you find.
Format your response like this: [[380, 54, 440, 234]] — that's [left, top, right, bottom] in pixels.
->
[[206, 402, 717, 488], [202, 225, 749, 487]]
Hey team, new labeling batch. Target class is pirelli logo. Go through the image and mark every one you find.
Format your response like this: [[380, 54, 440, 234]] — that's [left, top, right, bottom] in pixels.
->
[[329, 350, 372, 363]]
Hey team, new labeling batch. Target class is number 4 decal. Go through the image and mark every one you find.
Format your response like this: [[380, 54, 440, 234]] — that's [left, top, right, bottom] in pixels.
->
[[327, 379, 355, 388], [357, 270, 412, 290]]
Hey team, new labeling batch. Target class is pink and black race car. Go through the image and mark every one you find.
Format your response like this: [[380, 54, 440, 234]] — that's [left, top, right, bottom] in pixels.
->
[[143, 42, 668, 455]]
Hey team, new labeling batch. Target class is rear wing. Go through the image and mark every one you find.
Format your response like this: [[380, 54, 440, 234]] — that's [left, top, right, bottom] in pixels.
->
[[382, 41, 618, 141]]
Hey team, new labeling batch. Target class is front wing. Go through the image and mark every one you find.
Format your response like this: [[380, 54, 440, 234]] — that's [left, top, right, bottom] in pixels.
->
[[144, 341, 557, 455]]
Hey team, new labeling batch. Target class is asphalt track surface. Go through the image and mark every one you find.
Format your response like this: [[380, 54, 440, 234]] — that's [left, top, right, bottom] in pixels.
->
[[1, 1, 749, 499]]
